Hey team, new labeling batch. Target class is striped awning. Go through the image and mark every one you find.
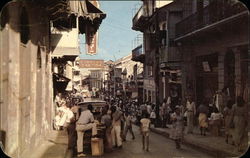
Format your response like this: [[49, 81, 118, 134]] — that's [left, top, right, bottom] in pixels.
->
[[47, 0, 105, 33], [47, 0, 106, 22]]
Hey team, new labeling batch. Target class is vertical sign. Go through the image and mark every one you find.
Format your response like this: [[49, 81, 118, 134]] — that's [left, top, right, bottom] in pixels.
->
[[85, 0, 100, 55], [86, 27, 98, 55]]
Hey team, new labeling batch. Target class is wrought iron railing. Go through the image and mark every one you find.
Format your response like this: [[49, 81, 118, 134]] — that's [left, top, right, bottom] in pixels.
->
[[176, 0, 247, 38], [132, 44, 144, 59]]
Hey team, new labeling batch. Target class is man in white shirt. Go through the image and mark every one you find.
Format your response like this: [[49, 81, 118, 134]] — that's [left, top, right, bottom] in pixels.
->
[[111, 106, 123, 148], [57, 101, 68, 129], [146, 103, 152, 115], [140, 112, 151, 151], [186, 97, 196, 134], [150, 110, 156, 127], [63, 104, 76, 151], [76, 104, 97, 157]]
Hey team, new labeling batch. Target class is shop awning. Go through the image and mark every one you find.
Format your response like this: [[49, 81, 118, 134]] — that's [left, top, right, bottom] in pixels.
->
[[69, 0, 106, 21], [47, 0, 106, 32]]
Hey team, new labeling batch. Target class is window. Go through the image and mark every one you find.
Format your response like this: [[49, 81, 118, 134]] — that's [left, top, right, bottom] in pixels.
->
[[162, 23, 166, 30], [160, 23, 167, 46], [148, 66, 153, 76]]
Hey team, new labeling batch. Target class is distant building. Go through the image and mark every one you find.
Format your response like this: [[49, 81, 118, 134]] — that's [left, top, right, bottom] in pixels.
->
[[132, 0, 177, 104], [89, 69, 104, 91], [110, 54, 143, 101], [78, 59, 105, 91]]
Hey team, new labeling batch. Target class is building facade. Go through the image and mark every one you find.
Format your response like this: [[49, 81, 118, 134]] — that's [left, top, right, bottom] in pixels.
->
[[79, 59, 105, 92], [0, 0, 105, 157], [175, 0, 249, 111], [132, 0, 249, 129], [111, 54, 143, 101], [132, 0, 179, 104]]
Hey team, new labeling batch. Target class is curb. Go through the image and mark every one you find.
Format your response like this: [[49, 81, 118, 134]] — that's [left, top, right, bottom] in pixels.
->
[[149, 127, 238, 157]]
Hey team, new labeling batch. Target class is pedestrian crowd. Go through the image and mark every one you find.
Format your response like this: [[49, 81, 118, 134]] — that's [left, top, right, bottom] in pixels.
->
[[52, 92, 149, 157], [131, 91, 248, 152], [52, 90, 248, 156], [105, 90, 247, 152]]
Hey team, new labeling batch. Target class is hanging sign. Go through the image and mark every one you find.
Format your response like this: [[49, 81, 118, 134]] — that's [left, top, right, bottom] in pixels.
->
[[86, 27, 98, 55]]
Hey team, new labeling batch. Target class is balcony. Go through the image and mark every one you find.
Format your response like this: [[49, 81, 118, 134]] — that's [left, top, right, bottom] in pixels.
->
[[131, 34, 144, 62], [132, 5, 149, 31], [175, 0, 248, 39], [160, 43, 182, 70], [132, 44, 145, 63]]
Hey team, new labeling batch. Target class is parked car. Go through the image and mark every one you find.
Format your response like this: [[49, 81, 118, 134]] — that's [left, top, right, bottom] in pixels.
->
[[77, 99, 108, 121], [71, 95, 84, 105]]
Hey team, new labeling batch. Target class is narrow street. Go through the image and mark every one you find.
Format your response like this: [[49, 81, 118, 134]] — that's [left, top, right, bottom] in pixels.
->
[[0, 0, 249, 158], [79, 125, 212, 158]]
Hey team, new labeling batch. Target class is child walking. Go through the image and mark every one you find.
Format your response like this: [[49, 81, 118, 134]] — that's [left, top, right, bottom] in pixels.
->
[[171, 106, 185, 149], [140, 112, 151, 151], [123, 112, 135, 141]]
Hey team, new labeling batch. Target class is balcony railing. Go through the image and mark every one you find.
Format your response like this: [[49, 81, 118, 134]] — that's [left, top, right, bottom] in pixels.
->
[[132, 5, 148, 31], [176, 0, 248, 38], [132, 44, 144, 62]]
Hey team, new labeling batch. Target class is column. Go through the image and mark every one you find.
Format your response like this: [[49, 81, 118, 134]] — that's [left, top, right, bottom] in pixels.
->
[[218, 52, 226, 111], [218, 52, 225, 91], [234, 48, 241, 98]]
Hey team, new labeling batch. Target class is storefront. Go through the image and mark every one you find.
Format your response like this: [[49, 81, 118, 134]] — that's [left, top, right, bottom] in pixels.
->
[[195, 53, 218, 105]]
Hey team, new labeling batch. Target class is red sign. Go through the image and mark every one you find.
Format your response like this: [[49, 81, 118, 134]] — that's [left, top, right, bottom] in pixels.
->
[[86, 28, 98, 55]]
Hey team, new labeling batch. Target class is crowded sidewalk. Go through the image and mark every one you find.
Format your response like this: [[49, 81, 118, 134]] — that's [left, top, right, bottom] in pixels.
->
[[149, 125, 247, 157]]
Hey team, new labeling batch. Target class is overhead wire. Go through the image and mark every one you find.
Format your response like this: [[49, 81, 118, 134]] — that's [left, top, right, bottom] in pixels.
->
[[101, 21, 131, 32], [104, 16, 133, 29]]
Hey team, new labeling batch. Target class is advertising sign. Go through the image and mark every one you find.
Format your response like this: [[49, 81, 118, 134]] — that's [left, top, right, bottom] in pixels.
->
[[86, 28, 98, 55], [78, 60, 104, 68]]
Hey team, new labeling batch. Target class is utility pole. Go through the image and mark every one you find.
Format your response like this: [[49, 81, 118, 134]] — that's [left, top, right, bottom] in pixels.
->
[[154, 8, 161, 127], [114, 71, 116, 97], [113, 55, 117, 98]]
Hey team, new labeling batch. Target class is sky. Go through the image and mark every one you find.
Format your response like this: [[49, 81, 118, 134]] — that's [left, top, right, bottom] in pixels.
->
[[79, 1, 142, 61]]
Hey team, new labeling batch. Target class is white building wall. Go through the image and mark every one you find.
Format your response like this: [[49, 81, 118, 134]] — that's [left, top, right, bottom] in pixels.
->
[[155, 0, 173, 8]]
